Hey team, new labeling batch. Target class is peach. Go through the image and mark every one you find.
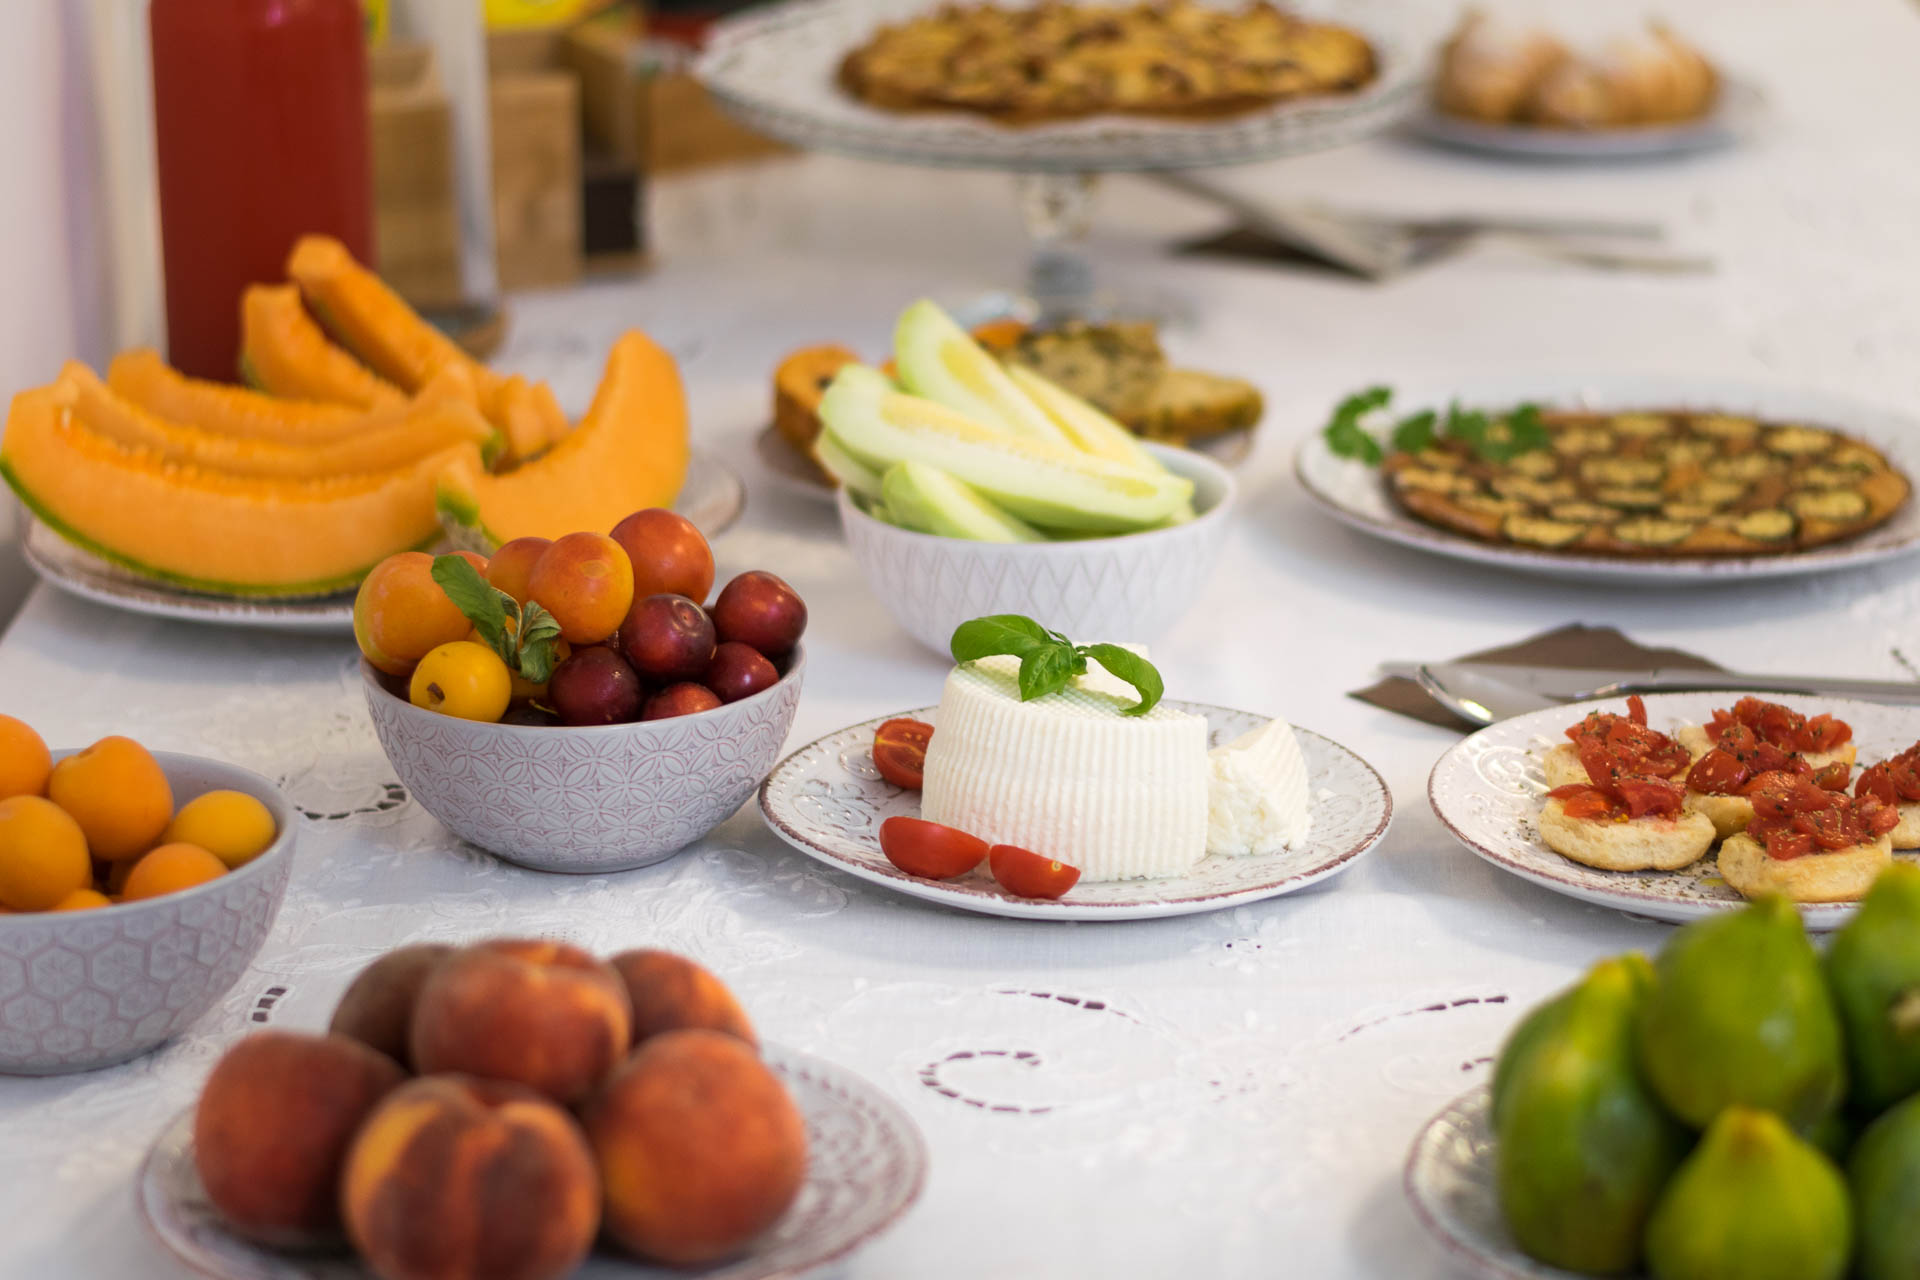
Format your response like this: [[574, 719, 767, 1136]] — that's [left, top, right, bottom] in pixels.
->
[[0, 795, 92, 911], [526, 532, 634, 645], [484, 536, 552, 607], [583, 1030, 807, 1265], [353, 550, 483, 677], [0, 714, 51, 799], [46, 735, 173, 860], [329, 943, 457, 1069], [410, 939, 632, 1105], [608, 950, 757, 1049], [343, 1076, 599, 1280], [194, 1031, 406, 1238]]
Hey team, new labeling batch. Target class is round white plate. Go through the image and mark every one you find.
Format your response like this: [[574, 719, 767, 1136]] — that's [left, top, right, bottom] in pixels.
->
[[1411, 79, 1762, 163], [20, 452, 747, 634], [696, 0, 1434, 172], [758, 703, 1392, 920], [1293, 374, 1920, 586], [1405, 1085, 1586, 1280], [1428, 691, 1920, 929], [137, 1043, 926, 1280]]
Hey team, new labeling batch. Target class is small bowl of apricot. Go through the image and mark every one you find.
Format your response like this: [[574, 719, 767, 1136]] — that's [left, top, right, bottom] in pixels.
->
[[0, 717, 297, 1075]]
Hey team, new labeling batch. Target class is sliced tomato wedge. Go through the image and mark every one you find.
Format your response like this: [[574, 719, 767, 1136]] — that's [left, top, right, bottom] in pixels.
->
[[1763, 828, 1816, 860], [987, 844, 1081, 899], [878, 816, 987, 879], [1810, 762, 1851, 792], [1615, 776, 1684, 818], [1687, 749, 1749, 796], [872, 718, 933, 790]]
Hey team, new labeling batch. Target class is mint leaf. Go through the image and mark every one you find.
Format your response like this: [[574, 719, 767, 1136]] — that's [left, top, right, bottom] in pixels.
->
[[1018, 645, 1078, 703], [515, 600, 565, 684], [432, 555, 514, 666], [1077, 643, 1164, 717], [1322, 385, 1391, 465], [950, 614, 1053, 665], [1442, 401, 1490, 450], [1389, 409, 1437, 454]]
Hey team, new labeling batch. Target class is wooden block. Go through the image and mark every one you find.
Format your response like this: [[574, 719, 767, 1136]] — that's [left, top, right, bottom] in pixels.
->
[[370, 41, 464, 307], [490, 70, 583, 290], [643, 68, 788, 173]]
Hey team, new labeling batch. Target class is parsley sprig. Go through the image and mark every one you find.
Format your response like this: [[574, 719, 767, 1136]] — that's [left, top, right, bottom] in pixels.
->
[[949, 615, 1163, 717], [430, 554, 566, 684], [1321, 387, 1549, 465]]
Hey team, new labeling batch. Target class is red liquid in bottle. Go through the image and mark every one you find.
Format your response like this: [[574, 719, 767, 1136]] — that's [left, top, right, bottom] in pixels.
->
[[150, 0, 373, 381]]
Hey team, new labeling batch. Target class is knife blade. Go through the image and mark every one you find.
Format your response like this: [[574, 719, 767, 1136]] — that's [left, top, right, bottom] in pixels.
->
[[1383, 661, 1920, 706]]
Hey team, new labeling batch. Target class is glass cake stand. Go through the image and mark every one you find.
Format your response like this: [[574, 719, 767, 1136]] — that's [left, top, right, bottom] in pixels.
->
[[695, 0, 1434, 319]]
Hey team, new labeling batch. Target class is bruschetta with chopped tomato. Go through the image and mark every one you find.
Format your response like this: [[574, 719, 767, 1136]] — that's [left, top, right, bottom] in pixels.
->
[[1674, 696, 1856, 771], [1857, 743, 1920, 850], [1539, 766, 1717, 873], [1540, 695, 1693, 790], [1717, 772, 1898, 902], [1680, 721, 1852, 840]]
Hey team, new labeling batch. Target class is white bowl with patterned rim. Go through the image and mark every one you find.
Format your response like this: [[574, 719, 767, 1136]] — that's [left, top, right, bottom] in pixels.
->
[[139, 1041, 928, 1280], [0, 752, 296, 1076], [362, 648, 805, 875], [1427, 691, 1920, 928], [758, 703, 1391, 920], [838, 445, 1235, 656]]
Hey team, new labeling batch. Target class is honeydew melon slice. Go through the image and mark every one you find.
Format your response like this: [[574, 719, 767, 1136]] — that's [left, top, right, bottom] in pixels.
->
[[893, 300, 1069, 447], [1005, 364, 1161, 471], [814, 428, 884, 501], [818, 366, 1191, 533], [880, 460, 1045, 543]]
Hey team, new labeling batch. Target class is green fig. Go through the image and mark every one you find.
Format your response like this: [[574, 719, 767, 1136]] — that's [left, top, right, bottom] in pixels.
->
[[1645, 1107, 1851, 1280], [1638, 894, 1846, 1131], [1493, 954, 1688, 1274], [1850, 1092, 1920, 1280], [1826, 863, 1920, 1116]]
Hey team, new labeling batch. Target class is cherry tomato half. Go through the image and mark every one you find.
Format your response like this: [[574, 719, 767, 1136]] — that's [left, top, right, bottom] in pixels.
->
[[988, 844, 1082, 900], [878, 816, 986, 879], [872, 718, 933, 790]]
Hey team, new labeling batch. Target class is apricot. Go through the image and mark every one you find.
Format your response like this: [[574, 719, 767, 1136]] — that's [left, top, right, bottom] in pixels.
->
[[121, 842, 227, 900], [194, 1031, 406, 1237], [329, 943, 456, 1069], [46, 735, 173, 860], [410, 940, 632, 1105], [343, 1075, 600, 1280], [164, 790, 278, 869], [353, 550, 480, 677], [0, 715, 51, 799], [0, 795, 92, 911], [52, 888, 110, 912], [583, 1030, 807, 1265], [527, 532, 634, 645], [485, 536, 552, 606], [608, 950, 757, 1049]]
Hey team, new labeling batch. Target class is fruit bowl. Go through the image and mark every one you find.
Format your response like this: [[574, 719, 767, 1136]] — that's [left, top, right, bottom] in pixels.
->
[[838, 444, 1236, 654], [363, 648, 807, 873], [0, 753, 297, 1076]]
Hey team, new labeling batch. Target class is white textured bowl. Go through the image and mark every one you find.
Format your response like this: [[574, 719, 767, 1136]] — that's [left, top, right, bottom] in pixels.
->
[[363, 648, 806, 874], [0, 752, 296, 1076], [838, 444, 1236, 654]]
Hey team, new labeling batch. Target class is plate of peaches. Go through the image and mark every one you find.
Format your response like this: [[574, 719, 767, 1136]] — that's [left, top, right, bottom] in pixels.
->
[[1428, 693, 1920, 927], [137, 940, 926, 1280]]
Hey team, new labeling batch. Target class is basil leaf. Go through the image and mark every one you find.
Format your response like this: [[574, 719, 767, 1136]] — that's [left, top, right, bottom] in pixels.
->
[[431, 554, 514, 665], [1389, 409, 1437, 454], [1321, 385, 1391, 465], [1443, 401, 1490, 449], [1077, 643, 1164, 717], [1018, 644, 1078, 703], [950, 614, 1053, 664]]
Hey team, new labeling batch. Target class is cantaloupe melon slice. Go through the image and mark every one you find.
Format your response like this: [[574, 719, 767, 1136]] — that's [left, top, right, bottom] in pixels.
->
[[435, 330, 690, 548], [0, 388, 477, 596], [111, 349, 374, 445], [287, 236, 565, 463], [240, 284, 406, 411], [57, 362, 500, 479]]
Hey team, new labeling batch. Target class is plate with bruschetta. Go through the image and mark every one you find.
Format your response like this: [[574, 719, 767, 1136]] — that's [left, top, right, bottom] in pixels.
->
[[1429, 691, 1920, 926]]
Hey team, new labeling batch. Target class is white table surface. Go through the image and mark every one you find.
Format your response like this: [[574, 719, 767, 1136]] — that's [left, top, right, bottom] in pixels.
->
[[6, 1, 1920, 1274]]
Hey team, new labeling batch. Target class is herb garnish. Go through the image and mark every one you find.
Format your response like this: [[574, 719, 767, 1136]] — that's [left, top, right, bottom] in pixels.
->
[[431, 554, 566, 684], [1321, 388, 1548, 465], [949, 615, 1164, 716]]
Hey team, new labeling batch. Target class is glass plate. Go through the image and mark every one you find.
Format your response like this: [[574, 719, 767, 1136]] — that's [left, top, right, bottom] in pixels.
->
[[1411, 79, 1763, 163], [695, 0, 1437, 172]]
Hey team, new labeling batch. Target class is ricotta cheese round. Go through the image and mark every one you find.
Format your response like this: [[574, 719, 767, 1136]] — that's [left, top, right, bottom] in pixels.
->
[[1205, 718, 1312, 856], [920, 655, 1209, 881]]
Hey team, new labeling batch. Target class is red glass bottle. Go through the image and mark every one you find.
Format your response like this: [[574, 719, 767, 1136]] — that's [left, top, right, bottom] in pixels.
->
[[150, 0, 373, 380]]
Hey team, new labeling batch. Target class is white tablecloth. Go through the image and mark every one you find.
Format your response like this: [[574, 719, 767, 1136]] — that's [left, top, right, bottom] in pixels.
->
[[6, 1, 1920, 1273]]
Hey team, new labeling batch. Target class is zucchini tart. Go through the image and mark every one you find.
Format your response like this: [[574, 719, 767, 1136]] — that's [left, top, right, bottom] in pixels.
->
[[1383, 409, 1911, 558]]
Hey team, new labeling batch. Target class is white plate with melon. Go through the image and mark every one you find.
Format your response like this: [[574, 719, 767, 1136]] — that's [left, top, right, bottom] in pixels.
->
[[1, 237, 734, 630]]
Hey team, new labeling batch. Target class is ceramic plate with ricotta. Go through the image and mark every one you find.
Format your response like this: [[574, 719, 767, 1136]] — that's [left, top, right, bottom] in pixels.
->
[[1428, 691, 1920, 928], [759, 702, 1391, 920]]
